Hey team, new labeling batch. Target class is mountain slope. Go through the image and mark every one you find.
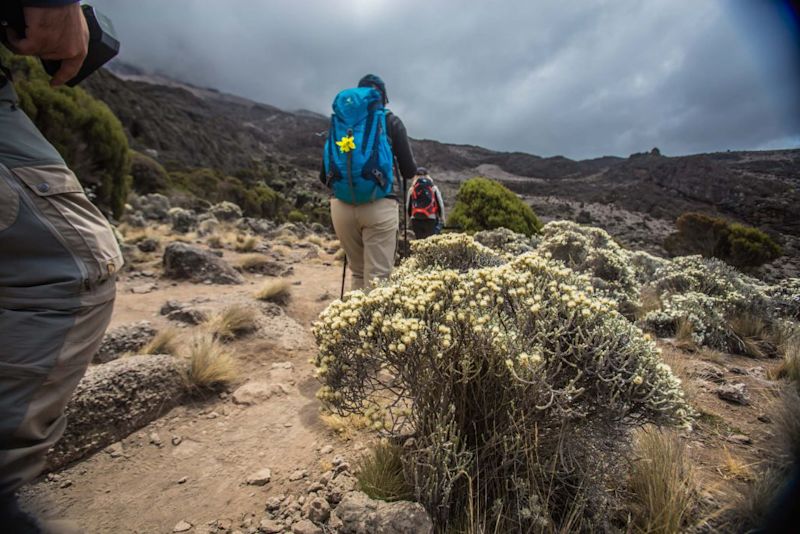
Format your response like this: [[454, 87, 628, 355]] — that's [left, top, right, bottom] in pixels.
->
[[82, 67, 799, 276]]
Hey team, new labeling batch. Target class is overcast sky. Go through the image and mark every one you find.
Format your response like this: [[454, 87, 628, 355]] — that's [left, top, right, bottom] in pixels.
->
[[92, 0, 800, 160]]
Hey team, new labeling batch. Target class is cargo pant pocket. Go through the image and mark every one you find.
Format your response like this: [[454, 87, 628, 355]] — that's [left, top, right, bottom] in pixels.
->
[[11, 165, 124, 288], [0, 172, 19, 232]]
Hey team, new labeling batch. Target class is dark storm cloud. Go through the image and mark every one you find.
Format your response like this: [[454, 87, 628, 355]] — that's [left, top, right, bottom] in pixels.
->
[[92, 0, 800, 159]]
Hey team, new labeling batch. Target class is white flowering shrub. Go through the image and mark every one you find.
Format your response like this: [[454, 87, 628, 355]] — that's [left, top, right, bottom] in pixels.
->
[[641, 256, 774, 352], [391, 233, 504, 279], [629, 250, 670, 285], [536, 221, 640, 314], [766, 278, 800, 321], [473, 227, 540, 257], [313, 250, 690, 530]]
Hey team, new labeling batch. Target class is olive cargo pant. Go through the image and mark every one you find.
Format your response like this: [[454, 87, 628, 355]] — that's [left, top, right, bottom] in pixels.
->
[[0, 71, 122, 495], [330, 197, 398, 290]]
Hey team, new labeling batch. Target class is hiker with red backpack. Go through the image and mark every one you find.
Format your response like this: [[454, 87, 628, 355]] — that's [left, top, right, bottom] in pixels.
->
[[407, 167, 446, 239], [320, 74, 417, 292]]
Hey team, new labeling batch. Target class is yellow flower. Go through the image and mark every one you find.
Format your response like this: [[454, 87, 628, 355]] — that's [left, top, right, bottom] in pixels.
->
[[336, 135, 356, 153]]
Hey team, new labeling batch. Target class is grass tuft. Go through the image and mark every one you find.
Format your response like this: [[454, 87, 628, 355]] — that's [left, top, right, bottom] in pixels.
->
[[184, 333, 237, 389], [254, 279, 291, 305], [235, 235, 259, 252], [356, 441, 414, 502], [319, 412, 370, 438], [142, 328, 180, 355], [675, 317, 698, 352], [728, 313, 776, 358], [629, 428, 695, 534], [206, 305, 259, 342], [238, 254, 270, 272]]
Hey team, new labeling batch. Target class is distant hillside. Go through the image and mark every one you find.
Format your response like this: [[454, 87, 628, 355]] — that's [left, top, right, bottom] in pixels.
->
[[82, 65, 800, 277]]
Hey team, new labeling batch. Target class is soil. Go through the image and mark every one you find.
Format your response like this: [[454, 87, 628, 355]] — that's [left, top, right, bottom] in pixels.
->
[[19, 235, 790, 533]]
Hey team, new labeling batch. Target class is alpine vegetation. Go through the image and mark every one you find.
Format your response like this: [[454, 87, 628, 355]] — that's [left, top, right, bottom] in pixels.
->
[[537, 221, 641, 315], [313, 236, 691, 531]]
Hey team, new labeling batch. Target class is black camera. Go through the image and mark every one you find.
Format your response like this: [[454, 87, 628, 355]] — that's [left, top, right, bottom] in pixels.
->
[[0, 4, 119, 87]]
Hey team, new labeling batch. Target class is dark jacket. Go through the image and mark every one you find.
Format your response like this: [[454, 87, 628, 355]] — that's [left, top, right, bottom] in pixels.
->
[[319, 111, 417, 199]]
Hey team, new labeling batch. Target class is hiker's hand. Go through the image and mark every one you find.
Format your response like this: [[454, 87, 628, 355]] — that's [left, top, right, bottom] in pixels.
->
[[7, 3, 89, 86]]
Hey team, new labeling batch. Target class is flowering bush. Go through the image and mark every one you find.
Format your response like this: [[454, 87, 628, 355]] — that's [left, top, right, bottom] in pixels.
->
[[536, 221, 640, 314], [391, 233, 505, 279], [474, 226, 540, 257], [629, 250, 670, 285], [766, 278, 800, 321], [641, 256, 774, 352], [313, 243, 691, 530]]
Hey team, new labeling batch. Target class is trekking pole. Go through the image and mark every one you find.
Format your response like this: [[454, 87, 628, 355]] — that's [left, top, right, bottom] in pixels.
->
[[399, 163, 409, 259], [340, 255, 348, 299]]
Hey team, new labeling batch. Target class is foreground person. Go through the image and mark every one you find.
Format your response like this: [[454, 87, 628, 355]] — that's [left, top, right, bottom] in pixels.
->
[[320, 74, 417, 290], [0, 1, 122, 531]]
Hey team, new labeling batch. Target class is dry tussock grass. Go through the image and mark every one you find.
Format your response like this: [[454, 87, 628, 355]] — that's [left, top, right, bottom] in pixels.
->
[[718, 446, 755, 482], [183, 333, 237, 389], [254, 279, 291, 305], [333, 248, 346, 263], [728, 313, 777, 358], [118, 223, 168, 243], [319, 412, 370, 438], [238, 254, 270, 271], [206, 305, 259, 341], [772, 331, 800, 384], [142, 328, 180, 355], [235, 235, 259, 252], [629, 428, 695, 533], [675, 317, 699, 352], [659, 347, 698, 404]]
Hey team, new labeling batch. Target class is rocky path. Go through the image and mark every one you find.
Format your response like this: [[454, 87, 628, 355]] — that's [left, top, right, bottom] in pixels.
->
[[22, 259, 350, 533]]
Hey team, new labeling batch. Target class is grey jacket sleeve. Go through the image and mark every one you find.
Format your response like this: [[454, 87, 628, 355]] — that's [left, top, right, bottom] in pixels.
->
[[435, 186, 446, 221]]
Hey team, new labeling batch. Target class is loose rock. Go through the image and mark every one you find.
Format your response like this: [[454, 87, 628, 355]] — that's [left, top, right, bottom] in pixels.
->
[[173, 520, 192, 533], [94, 321, 157, 364], [245, 468, 272, 486], [46, 355, 184, 471], [163, 242, 244, 285], [716, 383, 750, 406]]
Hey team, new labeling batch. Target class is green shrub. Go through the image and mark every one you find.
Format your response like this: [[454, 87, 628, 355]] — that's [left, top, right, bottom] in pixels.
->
[[129, 151, 169, 194], [314, 236, 691, 531], [665, 212, 781, 268], [3, 52, 131, 217], [287, 209, 308, 223], [166, 168, 287, 220], [448, 177, 542, 236]]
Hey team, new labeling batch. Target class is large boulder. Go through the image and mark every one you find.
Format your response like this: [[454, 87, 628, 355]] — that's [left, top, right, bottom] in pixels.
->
[[130, 193, 171, 222], [163, 242, 244, 284], [331, 492, 433, 534], [169, 207, 198, 233], [93, 321, 157, 363], [210, 201, 243, 222], [46, 355, 185, 470]]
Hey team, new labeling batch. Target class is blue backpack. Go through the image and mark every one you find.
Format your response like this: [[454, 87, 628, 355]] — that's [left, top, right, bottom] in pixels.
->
[[323, 87, 395, 205]]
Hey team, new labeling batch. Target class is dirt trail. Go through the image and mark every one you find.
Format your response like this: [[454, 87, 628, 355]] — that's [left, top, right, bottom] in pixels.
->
[[22, 253, 351, 534]]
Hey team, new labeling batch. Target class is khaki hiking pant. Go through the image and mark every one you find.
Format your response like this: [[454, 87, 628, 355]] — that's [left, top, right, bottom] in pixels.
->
[[0, 70, 121, 495], [331, 197, 398, 290]]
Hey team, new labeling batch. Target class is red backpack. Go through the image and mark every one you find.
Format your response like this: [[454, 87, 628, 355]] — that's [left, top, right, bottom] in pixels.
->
[[410, 178, 438, 218]]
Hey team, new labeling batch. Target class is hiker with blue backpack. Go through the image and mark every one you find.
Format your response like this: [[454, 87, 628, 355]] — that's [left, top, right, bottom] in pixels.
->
[[320, 74, 417, 291], [407, 167, 446, 239]]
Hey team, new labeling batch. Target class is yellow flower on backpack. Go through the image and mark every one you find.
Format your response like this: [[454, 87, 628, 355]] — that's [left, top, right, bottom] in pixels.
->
[[336, 135, 356, 153]]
